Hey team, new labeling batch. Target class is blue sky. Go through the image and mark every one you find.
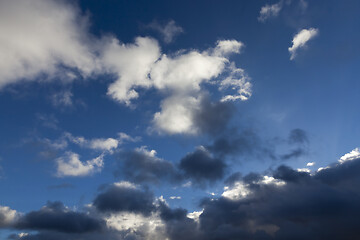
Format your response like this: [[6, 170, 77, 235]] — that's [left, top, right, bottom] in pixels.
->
[[0, 0, 360, 239]]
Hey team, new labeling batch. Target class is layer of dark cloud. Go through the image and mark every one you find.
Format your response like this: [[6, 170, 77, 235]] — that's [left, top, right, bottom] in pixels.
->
[[3, 157, 360, 239], [114, 128, 304, 187], [158, 202, 202, 240], [193, 99, 235, 136], [115, 150, 181, 184], [93, 184, 156, 216], [15, 201, 103, 233], [197, 158, 360, 240], [179, 148, 226, 186]]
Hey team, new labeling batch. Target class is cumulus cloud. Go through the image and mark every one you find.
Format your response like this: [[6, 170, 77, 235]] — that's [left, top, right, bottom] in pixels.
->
[[15, 201, 104, 233], [101, 37, 161, 105], [0, 0, 251, 136], [56, 152, 104, 177], [93, 182, 156, 216], [115, 146, 180, 184], [147, 20, 184, 43], [289, 28, 319, 60], [101, 35, 250, 133], [0, 0, 99, 88], [4, 155, 360, 239], [0, 206, 19, 227], [258, 1, 283, 22], [179, 146, 226, 186]]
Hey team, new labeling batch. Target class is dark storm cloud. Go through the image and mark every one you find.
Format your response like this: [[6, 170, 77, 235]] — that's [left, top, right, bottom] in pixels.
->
[[179, 148, 226, 185], [158, 202, 202, 240], [193, 98, 235, 136], [93, 183, 156, 216], [15, 201, 103, 233], [115, 149, 181, 184], [196, 158, 360, 240]]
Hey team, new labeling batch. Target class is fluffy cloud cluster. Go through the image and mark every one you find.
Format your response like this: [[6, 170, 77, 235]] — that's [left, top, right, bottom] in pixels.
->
[[0, 0, 99, 88], [56, 152, 104, 177], [0, 0, 252, 136], [3, 152, 360, 239]]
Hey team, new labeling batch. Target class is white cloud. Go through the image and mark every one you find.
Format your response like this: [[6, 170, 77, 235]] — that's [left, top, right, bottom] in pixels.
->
[[258, 1, 283, 22], [150, 40, 250, 134], [288, 28, 319, 60], [135, 146, 158, 158], [89, 138, 119, 151], [213, 40, 244, 56], [56, 152, 104, 177], [148, 20, 184, 43], [297, 168, 311, 173], [187, 209, 203, 223], [0, 205, 19, 227], [113, 181, 137, 189], [306, 162, 315, 167], [102, 37, 161, 105], [169, 196, 181, 200], [222, 181, 251, 200], [222, 176, 285, 201], [153, 94, 201, 135], [219, 63, 252, 102], [339, 148, 360, 164], [0, 0, 99, 88], [105, 212, 166, 239], [65, 132, 136, 152]]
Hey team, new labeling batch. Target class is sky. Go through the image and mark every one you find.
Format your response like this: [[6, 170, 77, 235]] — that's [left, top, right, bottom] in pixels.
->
[[0, 0, 360, 239]]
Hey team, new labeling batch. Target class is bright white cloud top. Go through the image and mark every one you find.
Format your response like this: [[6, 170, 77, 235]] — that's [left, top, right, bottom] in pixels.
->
[[56, 152, 104, 177], [339, 148, 360, 164], [288, 28, 319, 60]]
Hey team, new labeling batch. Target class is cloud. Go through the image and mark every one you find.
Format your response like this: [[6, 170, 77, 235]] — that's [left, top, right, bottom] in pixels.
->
[[288, 128, 309, 144], [0, 206, 19, 228], [0, 0, 99, 88], [65, 132, 136, 152], [258, 1, 283, 22], [0, 0, 251, 136], [93, 182, 156, 216], [338, 147, 360, 164], [101, 37, 161, 105], [115, 146, 180, 184], [289, 28, 319, 60], [179, 146, 226, 186], [280, 128, 309, 160], [4, 155, 360, 239], [50, 90, 73, 107], [147, 20, 184, 43], [14, 201, 104, 233], [55, 152, 104, 177]]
